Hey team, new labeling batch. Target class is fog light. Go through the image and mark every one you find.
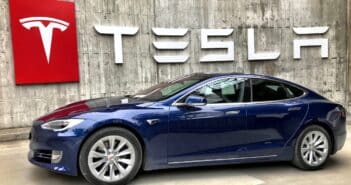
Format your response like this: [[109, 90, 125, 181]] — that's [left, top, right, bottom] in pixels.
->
[[29, 149, 34, 158], [51, 150, 63, 164]]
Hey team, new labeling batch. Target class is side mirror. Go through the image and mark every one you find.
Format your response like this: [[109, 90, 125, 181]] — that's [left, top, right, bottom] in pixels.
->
[[184, 95, 207, 106]]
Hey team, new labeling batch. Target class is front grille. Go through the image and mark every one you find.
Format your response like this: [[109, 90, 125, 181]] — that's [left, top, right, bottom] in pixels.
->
[[33, 150, 52, 163]]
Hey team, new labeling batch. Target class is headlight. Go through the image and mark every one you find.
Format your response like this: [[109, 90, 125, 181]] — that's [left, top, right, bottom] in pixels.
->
[[41, 119, 84, 132]]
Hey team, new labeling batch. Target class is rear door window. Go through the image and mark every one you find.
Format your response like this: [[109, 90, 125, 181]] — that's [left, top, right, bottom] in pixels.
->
[[251, 79, 289, 102], [284, 83, 305, 98]]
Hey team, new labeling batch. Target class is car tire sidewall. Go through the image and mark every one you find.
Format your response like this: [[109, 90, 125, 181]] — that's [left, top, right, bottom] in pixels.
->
[[79, 127, 142, 185], [293, 125, 331, 170]]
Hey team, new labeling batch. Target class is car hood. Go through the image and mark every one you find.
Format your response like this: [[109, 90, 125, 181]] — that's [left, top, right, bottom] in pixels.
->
[[35, 96, 148, 123]]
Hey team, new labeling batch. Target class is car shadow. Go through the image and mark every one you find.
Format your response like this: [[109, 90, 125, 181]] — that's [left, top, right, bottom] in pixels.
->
[[131, 157, 346, 184], [30, 156, 345, 185]]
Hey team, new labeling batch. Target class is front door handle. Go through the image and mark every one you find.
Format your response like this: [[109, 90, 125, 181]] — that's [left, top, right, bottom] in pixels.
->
[[288, 107, 301, 111], [225, 110, 241, 115], [146, 119, 160, 125]]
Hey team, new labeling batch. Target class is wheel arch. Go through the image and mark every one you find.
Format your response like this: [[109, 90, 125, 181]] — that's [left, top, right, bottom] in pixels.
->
[[77, 120, 147, 175], [301, 120, 335, 154]]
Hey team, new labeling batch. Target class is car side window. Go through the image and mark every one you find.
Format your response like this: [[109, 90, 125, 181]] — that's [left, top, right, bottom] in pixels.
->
[[186, 78, 250, 104], [284, 83, 304, 98], [252, 79, 290, 102]]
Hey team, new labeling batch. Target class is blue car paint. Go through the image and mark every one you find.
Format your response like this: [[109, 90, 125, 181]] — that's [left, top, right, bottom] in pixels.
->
[[28, 73, 347, 176]]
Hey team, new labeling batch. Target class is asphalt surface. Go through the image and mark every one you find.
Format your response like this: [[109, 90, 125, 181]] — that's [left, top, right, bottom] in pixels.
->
[[0, 125, 350, 185]]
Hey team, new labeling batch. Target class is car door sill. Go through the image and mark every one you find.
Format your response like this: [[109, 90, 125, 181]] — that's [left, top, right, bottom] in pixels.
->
[[168, 154, 278, 165]]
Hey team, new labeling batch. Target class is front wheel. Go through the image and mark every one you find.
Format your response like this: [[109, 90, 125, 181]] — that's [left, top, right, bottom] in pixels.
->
[[79, 127, 142, 185], [292, 125, 331, 170]]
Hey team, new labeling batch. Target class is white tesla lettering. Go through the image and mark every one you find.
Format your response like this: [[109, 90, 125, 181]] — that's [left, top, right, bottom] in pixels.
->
[[293, 27, 329, 59], [152, 28, 189, 63], [94, 26, 139, 64], [200, 29, 234, 62], [20, 17, 69, 63], [94, 25, 330, 64], [247, 28, 280, 61]]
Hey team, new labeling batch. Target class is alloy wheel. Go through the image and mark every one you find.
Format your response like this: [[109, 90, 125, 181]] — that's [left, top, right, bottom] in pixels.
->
[[87, 135, 136, 182], [300, 130, 329, 167]]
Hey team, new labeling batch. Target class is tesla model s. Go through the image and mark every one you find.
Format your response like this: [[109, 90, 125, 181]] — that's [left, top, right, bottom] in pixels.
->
[[28, 73, 347, 185]]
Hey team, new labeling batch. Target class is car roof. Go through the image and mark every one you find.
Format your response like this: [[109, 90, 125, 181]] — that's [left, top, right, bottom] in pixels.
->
[[189, 72, 306, 89], [191, 72, 281, 80], [167, 73, 327, 104]]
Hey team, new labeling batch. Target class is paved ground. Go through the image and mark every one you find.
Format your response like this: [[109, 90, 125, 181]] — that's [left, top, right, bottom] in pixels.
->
[[0, 126, 350, 185]]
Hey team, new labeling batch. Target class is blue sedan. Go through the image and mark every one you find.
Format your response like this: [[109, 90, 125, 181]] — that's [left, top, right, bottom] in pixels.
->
[[29, 73, 347, 185]]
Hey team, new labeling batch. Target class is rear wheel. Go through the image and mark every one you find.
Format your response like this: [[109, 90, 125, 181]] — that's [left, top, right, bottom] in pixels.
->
[[293, 125, 331, 170], [79, 127, 142, 185]]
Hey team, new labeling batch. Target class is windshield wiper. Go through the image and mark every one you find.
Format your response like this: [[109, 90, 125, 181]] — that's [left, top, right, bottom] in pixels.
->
[[133, 95, 146, 98]]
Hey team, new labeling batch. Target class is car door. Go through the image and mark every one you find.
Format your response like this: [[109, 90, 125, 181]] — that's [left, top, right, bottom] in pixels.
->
[[245, 78, 308, 157], [167, 77, 251, 163]]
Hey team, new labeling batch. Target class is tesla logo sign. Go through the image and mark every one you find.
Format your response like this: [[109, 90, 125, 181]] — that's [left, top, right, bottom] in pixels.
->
[[9, 0, 79, 85], [95, 26, 329, 64], [20, 17, 69, 63]]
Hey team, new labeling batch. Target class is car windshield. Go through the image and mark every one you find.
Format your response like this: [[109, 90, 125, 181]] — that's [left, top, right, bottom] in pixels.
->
[[134, 74, 212, 101]]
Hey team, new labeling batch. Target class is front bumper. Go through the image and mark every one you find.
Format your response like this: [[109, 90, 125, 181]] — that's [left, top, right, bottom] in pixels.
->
[[331, 116, 347, 154], [28, 119, 95, 176]]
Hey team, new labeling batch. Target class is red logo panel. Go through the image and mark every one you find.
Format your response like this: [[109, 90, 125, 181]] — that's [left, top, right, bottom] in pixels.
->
[[9, 0, 79, 84]]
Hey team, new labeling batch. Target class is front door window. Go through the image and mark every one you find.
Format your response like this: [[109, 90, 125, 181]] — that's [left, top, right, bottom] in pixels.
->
[[186, 78, 251, 104]]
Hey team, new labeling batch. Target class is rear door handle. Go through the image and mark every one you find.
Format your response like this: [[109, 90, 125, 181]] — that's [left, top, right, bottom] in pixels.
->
[[226, 110, 241, 115], [288, 107, 301, 111]]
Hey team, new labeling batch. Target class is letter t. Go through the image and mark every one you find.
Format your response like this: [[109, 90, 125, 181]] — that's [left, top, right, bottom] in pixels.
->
[[94, 26, 139, 64]]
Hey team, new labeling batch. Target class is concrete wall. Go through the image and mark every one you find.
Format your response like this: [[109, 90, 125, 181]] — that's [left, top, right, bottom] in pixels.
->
[[0, 0, 349, 128], [348, 0, 351, 117]]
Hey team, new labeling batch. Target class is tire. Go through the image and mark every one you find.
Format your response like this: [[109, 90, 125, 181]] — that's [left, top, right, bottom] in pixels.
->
[[79, 127, 142, 185], [292, 125, 331, 170]]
